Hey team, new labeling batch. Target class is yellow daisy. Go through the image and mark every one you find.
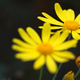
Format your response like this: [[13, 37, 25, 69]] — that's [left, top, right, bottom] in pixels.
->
[[12, 23, 77, 74], [38, 3, 80, 40]]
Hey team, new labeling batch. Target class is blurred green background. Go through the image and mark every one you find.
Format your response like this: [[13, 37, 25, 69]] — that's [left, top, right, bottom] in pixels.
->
[[0, 0, 80, 80]]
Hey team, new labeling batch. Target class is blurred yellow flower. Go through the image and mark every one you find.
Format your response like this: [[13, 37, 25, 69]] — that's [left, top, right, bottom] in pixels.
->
[[75, 56, 80, 66], [38, 3, 80, 40], [64, 71, 74, 80], [12, 23, 77, 74]]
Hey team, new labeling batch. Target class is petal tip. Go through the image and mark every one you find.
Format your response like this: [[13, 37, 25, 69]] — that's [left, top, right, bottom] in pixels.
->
[[49, 68, 57, 74], [12, 38, 16, 42], [71, 55, 76, 59], [37, 16, 41, 19], [54, 3, 60, 7], [15, 54, 21, 59], [26, 27, 31, 31], [18, 28, 23, 32], [33, 64, 40, 70], [12, 45, 15, 49], [12, 45, 17, 50], [42, 12, 45, 14]]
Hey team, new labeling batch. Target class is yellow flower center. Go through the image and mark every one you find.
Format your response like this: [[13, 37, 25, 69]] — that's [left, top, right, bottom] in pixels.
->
[[63, 21, 79, 30], [37, 43, 53, 55]]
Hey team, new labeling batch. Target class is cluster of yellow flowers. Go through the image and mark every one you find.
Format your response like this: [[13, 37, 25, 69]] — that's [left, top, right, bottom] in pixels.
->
[[12, 3, 80, 80]]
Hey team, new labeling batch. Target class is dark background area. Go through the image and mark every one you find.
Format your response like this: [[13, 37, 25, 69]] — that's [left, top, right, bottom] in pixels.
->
[[0, 0, 80, 80]]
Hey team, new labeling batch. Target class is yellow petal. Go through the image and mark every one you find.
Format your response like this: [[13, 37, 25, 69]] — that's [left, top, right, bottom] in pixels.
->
[[51, 54, 69, 63], [49, 31, 60, 44], [54, 40, 78, 50], [75, 29, 80, 33], [52, 30, 69, 46], [37, 16, 63, 25], [42, 23, 51, 43], [50, 26, 62, 29], [54, 51, 75, 59], [18, 28, 37, 46], [63, 10, 70, 21], [39, 26, 62, 30], [62, 28, 71, 33], [46, 55, 57, 74], [54, 3, 66, 22], [33, 55, 45, 70], [63, 9, 75, 21], [15, 52, 40, 61], [75, 14, 80, 24], [12, 38, 34, 48], [66, 9, 75, 21], [12, 45, 35, 52], [72, 31, 80, 40], [42, 12, 55, 19], [26, 27, 41, 44]]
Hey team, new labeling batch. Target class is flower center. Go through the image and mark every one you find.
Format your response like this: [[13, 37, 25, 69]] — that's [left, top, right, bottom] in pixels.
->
[[37, 43, 53, 55], [63, 21, 79, 30]]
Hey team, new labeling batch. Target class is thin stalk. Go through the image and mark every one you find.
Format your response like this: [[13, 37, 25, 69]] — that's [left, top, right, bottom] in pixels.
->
[[39, 66, 43, 80], [67, 33, 72, 40], [52, 33, 71, 80], [74, 67, 80, 79], [52, 63, 62, 80]]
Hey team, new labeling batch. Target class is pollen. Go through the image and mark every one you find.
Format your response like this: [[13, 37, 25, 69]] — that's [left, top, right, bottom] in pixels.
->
[[63, 21, 79, 30], [37, 43, 53, 55]]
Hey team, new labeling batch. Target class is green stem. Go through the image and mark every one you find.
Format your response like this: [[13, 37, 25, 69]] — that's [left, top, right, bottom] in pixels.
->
[[74, 67, 80, 79], [67, 33, 71, 40], [52, 63, 62, 80], [39, 66, 43, 80], [52, 33, 71, 80]]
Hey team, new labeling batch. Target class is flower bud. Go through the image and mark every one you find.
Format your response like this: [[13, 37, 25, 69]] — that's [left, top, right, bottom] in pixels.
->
[[75, 56, 80, 66]]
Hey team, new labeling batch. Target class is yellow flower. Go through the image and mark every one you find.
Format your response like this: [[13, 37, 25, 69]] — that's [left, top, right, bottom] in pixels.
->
[[12, 23, 77, 74], [38, 3, 80, 40], [75, 56, 80, 66], [64, 71, 74, 80]]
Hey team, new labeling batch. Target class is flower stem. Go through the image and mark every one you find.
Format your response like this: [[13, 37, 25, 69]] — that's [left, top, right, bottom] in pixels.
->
[[52, 33, 71, 80], [39, 66, 43, 80], [67, 33, 71, 40], [74, 67, 80, 79], [52, 63, 62, 80]]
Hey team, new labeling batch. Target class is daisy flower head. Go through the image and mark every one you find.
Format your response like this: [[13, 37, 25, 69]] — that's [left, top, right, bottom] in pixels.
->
[[12, 23, 77, 74], [38, 3, 80, 40]]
